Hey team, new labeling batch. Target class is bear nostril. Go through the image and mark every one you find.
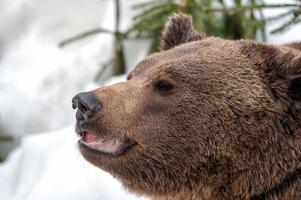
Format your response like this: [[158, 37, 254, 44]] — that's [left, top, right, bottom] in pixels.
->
[[76, 111, 85, 121], [72, 92, 102, 120], [72, 99, 78, 109]]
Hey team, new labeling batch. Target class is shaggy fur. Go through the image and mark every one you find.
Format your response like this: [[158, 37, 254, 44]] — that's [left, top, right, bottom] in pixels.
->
[[77, 13, 301, 200], [160, 13, 204, 51]]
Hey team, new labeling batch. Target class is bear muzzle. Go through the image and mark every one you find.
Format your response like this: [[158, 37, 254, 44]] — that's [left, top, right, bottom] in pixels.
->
[[72, 92, 137, 156]]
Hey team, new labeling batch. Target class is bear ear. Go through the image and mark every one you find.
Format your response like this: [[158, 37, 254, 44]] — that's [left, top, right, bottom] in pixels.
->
[[160, 13, 204, 51], [242, 42, 301, 103]]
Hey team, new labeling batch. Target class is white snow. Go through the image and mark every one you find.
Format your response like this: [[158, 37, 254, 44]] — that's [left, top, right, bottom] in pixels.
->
[[0, 125, 148, 200], [0, 0, 113, 137], [0, 0, 149, 138]]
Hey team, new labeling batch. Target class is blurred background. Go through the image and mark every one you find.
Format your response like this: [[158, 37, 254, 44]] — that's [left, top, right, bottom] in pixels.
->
[[0, 0, 301, 199]]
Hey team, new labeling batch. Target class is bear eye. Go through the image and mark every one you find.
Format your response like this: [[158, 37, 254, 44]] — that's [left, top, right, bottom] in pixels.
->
[[155, 80, 174, 92]]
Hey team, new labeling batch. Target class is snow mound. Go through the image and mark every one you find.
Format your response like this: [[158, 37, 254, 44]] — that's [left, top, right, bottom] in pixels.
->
[[0, 127, 148, 200]]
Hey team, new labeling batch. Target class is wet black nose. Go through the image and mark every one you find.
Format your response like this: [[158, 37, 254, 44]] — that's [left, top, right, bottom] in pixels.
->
[[72, 92, 102, 121]]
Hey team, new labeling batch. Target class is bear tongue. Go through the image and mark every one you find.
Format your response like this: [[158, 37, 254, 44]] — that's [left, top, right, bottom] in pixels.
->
[[82, 133, 123, 154], [83, 133, 100, 143]]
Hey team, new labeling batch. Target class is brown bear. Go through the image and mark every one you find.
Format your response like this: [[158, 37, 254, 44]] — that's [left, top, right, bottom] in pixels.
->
[[72, 13, 301, 200]]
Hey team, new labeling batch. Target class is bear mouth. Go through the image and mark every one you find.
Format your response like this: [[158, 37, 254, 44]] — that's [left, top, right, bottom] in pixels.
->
[[78, 132, 137, 156]]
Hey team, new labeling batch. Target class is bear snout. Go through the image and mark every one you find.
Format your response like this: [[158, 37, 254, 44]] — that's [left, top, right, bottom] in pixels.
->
[[72, 92, 102, 122]]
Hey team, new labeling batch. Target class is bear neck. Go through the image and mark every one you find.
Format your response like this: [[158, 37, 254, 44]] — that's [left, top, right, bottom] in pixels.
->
[[150, 168, 301, 200], [249, 168, 301, 200]]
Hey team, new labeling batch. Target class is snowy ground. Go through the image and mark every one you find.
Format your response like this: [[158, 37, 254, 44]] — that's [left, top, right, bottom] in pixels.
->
[[0, 125, 148, 200], [0, 0, 301, 199]]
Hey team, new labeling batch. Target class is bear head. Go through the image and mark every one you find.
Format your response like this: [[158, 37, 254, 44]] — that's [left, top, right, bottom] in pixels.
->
[[73, 13, 301, 200]]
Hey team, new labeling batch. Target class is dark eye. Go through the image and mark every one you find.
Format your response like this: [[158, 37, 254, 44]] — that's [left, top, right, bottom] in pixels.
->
[[155, 80, 174, 92]]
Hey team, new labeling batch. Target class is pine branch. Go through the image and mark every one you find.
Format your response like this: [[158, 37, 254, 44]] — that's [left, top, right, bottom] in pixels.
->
[[265, 10, 295, 22], [59, 28, 114, 47], [207, 3, 299, 12], [0, 135, 13, 142], [271, 15, 301, 33], [94, 59, 113, 82], [132, 0, 165, 9]]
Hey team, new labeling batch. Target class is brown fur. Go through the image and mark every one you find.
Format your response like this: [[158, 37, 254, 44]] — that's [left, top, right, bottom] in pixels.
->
[[160, 13, 204, 51], [284, 42, 301, 51], [77, 13, 301, 200]]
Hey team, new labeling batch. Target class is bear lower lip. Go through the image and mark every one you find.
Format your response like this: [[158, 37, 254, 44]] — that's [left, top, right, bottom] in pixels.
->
[[79, 132, 136, 156]]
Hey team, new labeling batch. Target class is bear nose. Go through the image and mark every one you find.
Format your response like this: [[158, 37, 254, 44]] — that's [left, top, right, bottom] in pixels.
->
[[72, 92, 102, 121]]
